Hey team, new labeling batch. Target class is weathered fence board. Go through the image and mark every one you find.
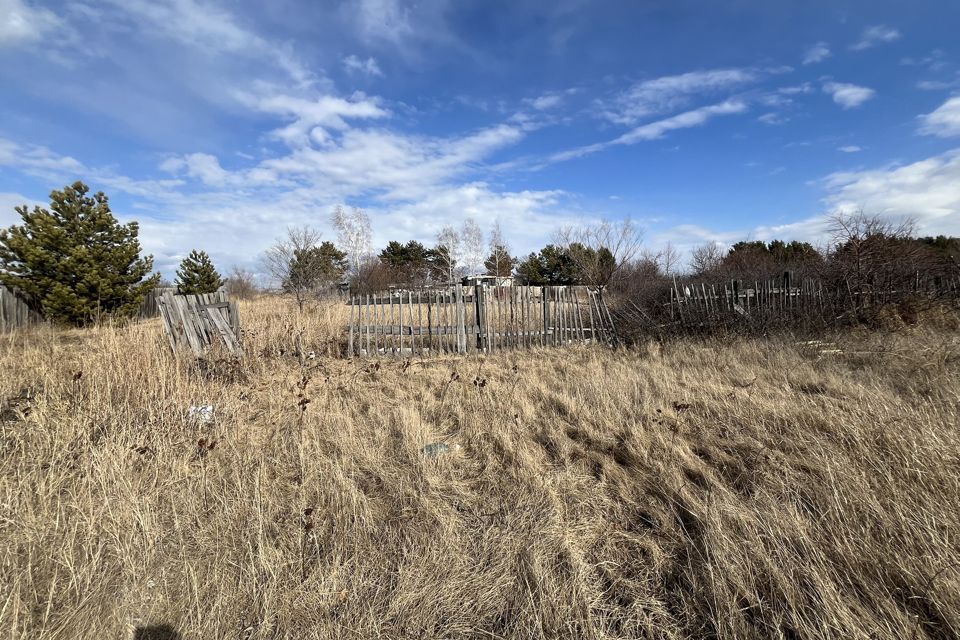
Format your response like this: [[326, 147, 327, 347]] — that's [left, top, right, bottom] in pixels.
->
[[138, 286, 177, 318], [667, 272, 960, 328], [345, 284, 616, 357], [0, 284, 43, 332], [157, 290, 242, 356]]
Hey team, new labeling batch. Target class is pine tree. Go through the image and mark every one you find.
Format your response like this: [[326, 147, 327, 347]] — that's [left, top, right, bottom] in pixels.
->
[[0, 181, 159, 325], [175, 250, 224, 295], [281, 241, 348, 309], [483, 244, 517, 278]]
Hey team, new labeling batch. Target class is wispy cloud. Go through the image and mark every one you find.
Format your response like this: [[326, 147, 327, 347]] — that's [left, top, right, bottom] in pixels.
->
[[803, 42, 831, 65], [901, 49, 947, 72], [350, 0, 415, 45], [343, 54, 384, 77], [758, 112, 787, 125], [918, 96, 960, 138], [850, 25, 901, 51], [916, 79, 960, 91], [0, 137, 184, 199], [553, 99, 748, 162], [822, 81, 876, 109], [838, 145, 862, 153], [100, 0, 315, 86], [524, 93, 564, 110], [0, 0, 61, 48], [596, 68, 758, 125]]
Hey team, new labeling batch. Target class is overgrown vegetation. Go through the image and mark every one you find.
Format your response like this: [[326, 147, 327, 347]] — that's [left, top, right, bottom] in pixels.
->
[[1, 297, 958, 638]]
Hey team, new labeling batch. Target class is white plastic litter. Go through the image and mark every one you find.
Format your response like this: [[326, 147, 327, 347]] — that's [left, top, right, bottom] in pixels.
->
[[188, 405, 215, 424]]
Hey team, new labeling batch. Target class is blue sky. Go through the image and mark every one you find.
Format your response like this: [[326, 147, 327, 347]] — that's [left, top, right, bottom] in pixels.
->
[[2, 0, 960, 277]]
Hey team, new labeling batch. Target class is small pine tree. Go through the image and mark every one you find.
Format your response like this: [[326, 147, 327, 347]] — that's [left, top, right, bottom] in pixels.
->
[[0, 181, 159, 325], [483, 244, 517, 278], [175, 250, 224, 295]]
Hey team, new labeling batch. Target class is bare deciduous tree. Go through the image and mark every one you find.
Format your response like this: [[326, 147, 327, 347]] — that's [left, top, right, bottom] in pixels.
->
[[435, 225, 461, 283], [263, 226, 332, 311], [689, 242, 724, 276], [460, 218, 484, 276], [331, 205, 373, 277], [556, 218, 644, 289], [224, 266, 259, 300], [658, 241, 681, 276], [827, 210, 919, 313]]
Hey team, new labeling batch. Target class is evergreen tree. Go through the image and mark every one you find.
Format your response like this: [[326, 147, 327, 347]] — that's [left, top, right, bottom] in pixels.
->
[[283, 241, 348, 297], [378, 240, 432, 283], [483, 244, 517, 278], [515, 245, 580, 285], [175, 250, 224, 295], [0, 181, 159, 325]]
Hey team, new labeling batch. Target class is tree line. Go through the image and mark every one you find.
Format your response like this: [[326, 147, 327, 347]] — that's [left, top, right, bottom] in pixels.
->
[[1, 181, 958, 325]]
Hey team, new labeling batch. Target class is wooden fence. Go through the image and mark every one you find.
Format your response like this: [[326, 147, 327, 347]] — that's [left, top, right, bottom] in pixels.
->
[[157, 290, 242, 356], [345, 284, 617, 357], [667, 271, 960, 327], [138, 286, 177, 318], [0, 285, 43, 332], [669, 274, 825, 322]]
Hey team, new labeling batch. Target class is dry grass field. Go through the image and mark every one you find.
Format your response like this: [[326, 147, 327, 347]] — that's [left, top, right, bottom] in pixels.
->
[[2, 298, 959, 639]]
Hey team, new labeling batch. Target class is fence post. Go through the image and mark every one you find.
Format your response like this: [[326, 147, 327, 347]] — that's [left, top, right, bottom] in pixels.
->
[[474, 284, 484, 351], [542, 286, 551, 345], [348, 295, 355, 357], [455, 284, 466, 354]]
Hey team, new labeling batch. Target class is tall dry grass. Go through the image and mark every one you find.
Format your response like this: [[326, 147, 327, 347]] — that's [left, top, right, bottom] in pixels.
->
[[1, 297, 959, 639]]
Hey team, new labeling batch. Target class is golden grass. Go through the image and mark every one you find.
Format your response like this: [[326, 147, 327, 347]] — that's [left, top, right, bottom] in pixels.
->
[[1, 297, 959, 639]]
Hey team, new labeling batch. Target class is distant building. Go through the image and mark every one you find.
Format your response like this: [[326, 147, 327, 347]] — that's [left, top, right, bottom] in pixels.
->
[[462, 274, 513, 287]]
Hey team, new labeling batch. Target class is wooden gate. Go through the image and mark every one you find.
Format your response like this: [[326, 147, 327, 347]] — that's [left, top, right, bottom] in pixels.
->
[[345, 284, 616, 357]]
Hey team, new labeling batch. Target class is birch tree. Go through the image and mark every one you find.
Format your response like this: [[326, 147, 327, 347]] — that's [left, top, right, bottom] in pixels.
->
[[331, 205, 373, 277]]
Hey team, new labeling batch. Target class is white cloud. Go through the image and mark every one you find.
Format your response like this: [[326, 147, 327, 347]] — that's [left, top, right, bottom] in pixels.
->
[[160, 153, 232, 187], [838, 145, 862, 153], [0, 138, 85, 176], [525, 94, 564, 110], [822, 81, 876, 109], [0, 137, 184, 199], [916, 80, 956, 91], [101, 0, 314, 86], [823, 149, 960, 236], [0, 0, 61, 47], [918, 96, 960, 138], [778, 83, 814, 95], [343, 55, 384, 77], [552, 99, 748, 162], [803, 42, 831, 65], [0, 192, 43, 228], [259, 123, 525, 200], [758, 112, 787, 125], [598, 68, 758, 125], [351, 0, 415, 45], [615, 100, 747, 144], [851, 25, 901, 51], [239, 92, 391, 147], [655, 149, 960, 257]]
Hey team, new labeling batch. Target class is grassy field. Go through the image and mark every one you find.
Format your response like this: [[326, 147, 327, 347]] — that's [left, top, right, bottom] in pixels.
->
[[2, 298, 959, 639]]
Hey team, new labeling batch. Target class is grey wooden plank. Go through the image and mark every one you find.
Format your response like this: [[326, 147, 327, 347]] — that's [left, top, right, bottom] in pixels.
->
[[205, 306, 242, 355]]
